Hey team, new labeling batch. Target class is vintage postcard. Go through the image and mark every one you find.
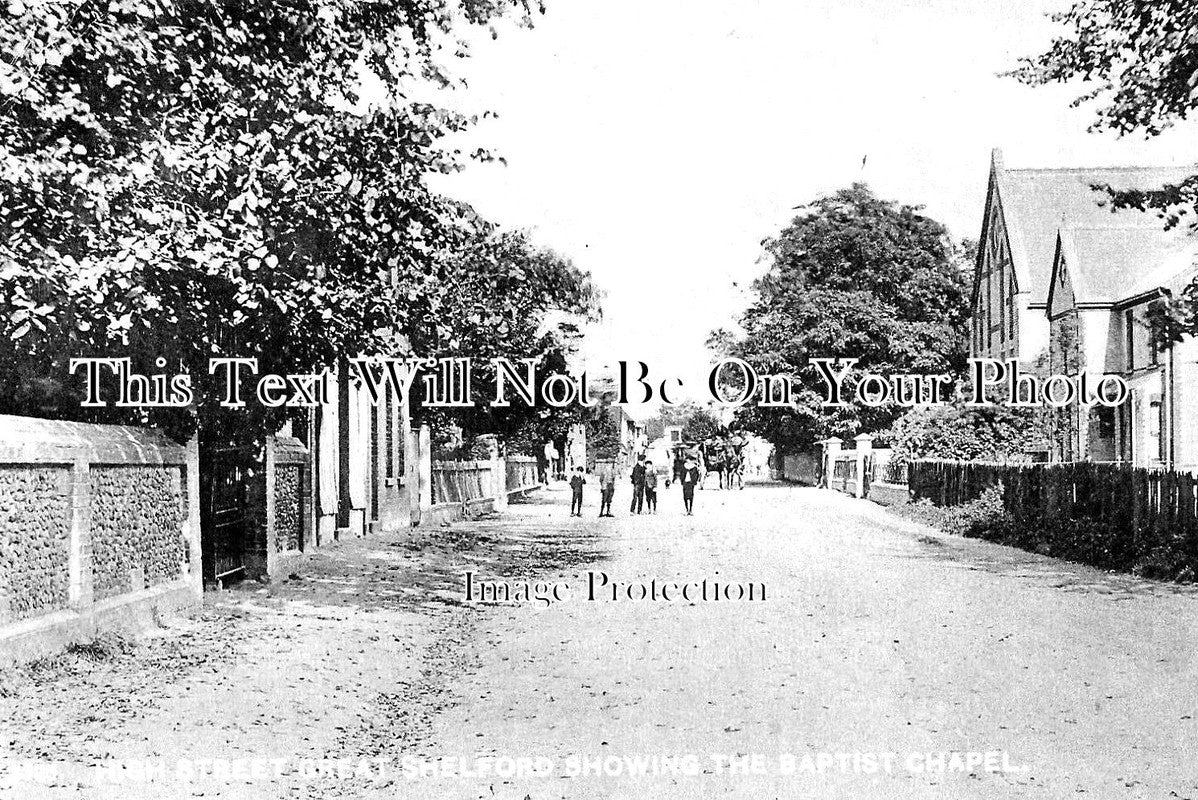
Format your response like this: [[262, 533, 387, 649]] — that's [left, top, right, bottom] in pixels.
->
[[1, 1, 1196, 797]]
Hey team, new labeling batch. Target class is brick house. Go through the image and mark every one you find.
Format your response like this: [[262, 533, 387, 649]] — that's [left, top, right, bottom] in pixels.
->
[[972, 148, 1198, 469], [309, 362, 413, 544], [1047, 226, 1198, 468]]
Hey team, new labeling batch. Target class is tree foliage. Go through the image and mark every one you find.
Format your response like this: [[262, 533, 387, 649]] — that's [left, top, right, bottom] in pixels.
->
[[586, 403, 623, 461], [1009, 2, 1198, 334], [643, 400, 713, 441], [887, 403, 1049, 468], [680, 406, 722, 443], [410, 211, 600, 448], [1007, 1, 1198, 137], [0, 0, 587, 446], [722, 183, 971, 451]]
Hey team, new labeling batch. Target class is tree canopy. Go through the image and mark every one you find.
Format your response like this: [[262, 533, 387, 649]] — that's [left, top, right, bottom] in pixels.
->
[[680, 406, 722, 443], [409, 211, 600, 448], [719, 183, 971, 451], [643, 400, 719, 442], [0, 0, 595, 447], [1008, 1, 1198, 137], [1009, 2, 1198, 339]]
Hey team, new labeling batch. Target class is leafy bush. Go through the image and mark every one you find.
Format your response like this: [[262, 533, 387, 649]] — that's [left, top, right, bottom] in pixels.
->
[[888, 402, 1049, 468], [897, 486, 1005, 538]]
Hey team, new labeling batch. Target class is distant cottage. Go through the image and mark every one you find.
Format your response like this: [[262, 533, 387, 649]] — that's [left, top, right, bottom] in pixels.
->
[[972, 149, 1198, 469]]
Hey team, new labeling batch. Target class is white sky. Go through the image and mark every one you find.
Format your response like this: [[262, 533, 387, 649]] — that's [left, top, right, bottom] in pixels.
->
[[426, 0, 1198, 399]]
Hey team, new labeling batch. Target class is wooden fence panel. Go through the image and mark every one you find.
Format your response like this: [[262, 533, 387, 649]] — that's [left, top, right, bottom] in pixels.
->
[[909, 458, 1198, 552]]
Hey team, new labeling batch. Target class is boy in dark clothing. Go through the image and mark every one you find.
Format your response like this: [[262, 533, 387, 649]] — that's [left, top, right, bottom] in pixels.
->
[[629, 458, 646, 514], [643, 459, 658, 513], [681, 458, 700, 515], [569, 467, 586, 516]]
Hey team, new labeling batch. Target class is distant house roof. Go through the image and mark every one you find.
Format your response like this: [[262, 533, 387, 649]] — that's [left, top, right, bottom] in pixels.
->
[[1053, 225, 1198, 309], [984, 149, 1195, 307]]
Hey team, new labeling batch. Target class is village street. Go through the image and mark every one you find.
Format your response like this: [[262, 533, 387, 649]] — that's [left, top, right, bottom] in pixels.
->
[[3, 482, 1198, 799]]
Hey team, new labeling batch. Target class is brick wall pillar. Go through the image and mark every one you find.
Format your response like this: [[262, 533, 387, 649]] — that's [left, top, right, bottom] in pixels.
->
[[67, 458, 92, 610], [184, 436, 202, 598], [264, 436, 278, 577], [407, 424, 432, 526]]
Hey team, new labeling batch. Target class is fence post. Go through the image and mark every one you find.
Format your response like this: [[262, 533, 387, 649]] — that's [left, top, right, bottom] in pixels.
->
[[475, 434, 506, 512], [493, 455, 508, 512], [418, 425, 432, 514], [853, 434, 873, 499]]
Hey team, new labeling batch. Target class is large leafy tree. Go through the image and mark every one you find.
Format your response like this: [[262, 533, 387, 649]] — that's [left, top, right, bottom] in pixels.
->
[[720, 183, 971, 451], [0, 0, 538, 443], [408, 210, 601, 449]]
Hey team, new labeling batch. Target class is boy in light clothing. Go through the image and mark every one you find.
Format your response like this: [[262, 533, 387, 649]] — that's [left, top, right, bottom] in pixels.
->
[[643, 459, 659, 513], [598, 462, 616, 517]]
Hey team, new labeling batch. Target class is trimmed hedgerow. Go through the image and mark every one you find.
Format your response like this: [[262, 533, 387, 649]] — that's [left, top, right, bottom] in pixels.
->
[[895, 484, 1196, 582]]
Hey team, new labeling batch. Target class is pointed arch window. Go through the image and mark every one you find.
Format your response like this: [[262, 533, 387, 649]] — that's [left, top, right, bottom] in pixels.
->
[[1008, 269, 1017, 339]]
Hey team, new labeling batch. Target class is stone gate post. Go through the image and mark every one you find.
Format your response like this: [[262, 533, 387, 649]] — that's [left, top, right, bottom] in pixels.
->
[[854, 434, 874, 499], [817, 438, 843, 489]]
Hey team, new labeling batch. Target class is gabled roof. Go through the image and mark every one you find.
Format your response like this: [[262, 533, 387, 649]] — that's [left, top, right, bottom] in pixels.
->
[[981, 149, 1196, 307], [1051, 225, 1198, 310]]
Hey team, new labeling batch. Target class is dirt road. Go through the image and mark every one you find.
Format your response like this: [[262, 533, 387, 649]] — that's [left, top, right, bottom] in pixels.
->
[[3, 482, 1198, 799]]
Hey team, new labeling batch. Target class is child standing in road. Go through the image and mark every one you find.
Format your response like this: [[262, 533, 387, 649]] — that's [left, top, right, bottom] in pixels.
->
[[681, 458, 700, 516], [629, 457, 646, 514], [569, 467, 586, 516], [598, 463, 616, 517], [643, 459, 658, 513]]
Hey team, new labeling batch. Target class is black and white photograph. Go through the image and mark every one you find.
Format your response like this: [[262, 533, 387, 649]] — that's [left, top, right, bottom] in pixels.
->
[[2, 0, 1198, 797]]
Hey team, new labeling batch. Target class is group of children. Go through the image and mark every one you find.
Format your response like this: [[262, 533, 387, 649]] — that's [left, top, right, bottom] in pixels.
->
[[568, 455, 702, 517]]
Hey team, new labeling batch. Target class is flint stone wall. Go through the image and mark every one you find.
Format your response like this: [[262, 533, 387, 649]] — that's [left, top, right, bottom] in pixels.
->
[[0, 466, 71, 623], [0, 414, 201, 663], [273, 464, 302, 553], [91, 465, 188, 600]]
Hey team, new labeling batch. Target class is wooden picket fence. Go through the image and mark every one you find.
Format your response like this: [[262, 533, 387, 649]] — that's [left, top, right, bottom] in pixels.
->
[[875, 458, 907, 487], [431, 460, 496, 505], [432, 455, 544, 507], [505, 455, 540, 494], [908, 459, 1198, 567]]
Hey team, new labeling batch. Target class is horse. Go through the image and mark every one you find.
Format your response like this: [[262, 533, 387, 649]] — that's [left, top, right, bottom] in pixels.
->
[[700, 440, 725, 489], [723, 444, 744, 490], [722, 433, 749, 490]]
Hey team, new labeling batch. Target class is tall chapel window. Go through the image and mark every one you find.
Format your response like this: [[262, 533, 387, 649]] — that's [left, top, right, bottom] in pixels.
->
[[985, 270, 992, 349], [1008, 270, 1016, 338], [998, 262, 1006, 341]]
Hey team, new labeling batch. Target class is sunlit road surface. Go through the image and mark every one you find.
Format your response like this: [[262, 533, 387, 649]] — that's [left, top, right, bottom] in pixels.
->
[[397, 481, 1198, 800], [6, 481, 1198, 800]]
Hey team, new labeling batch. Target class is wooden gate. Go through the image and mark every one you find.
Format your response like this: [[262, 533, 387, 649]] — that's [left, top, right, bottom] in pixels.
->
[[200, 445, 258, 587]]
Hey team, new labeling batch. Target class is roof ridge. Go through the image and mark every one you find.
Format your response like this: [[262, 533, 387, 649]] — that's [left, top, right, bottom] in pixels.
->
[[1062, 223, 1183, 231], [1006, 164, 1197, 175]]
